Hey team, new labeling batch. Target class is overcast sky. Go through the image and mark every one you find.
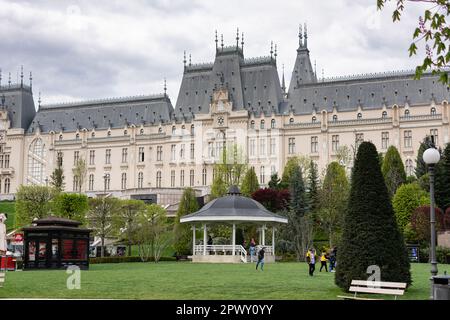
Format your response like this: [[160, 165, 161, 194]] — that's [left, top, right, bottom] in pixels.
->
[[0, 0, 429, 106]]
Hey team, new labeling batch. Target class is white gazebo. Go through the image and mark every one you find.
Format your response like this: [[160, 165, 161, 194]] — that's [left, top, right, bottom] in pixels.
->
[[180, 186, 288, 263]]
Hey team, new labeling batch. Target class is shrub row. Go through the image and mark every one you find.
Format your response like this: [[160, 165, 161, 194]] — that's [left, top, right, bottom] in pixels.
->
[[89, 256, 176, 264], [419, 246, 450, 264]]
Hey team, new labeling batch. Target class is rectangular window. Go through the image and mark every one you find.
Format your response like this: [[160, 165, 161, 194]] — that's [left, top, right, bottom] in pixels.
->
[[122, 148, 128, 163], [89, 174, 94, 191], [381, 132, 389, 150], [208, 142, 214, 158], [89, 150, 95, 165], [311, 136, 318, 153], [332, 135, 339, 152], [105, 149, 111, 164], [3, 154, 9, 168], [260, 138, 266, 156], [73, 151, 79, 165], [138, 147, 144, 162], [430, 129, 438, 146], [171, 170, 175, 187], [0, 155, 4, 168], [250, 139, 255, 156], [190, 143, 195, 160], [404, 130, 412, 148], [190, 169, 194, 187], [288, 138, 295, 154], [202, 168, 207, 186], [270, 138, 276, 155], [157, 146, 162, 161], [121, 173, 127, 190], [156, 171, 162, 188], [180, 144, 185, 160], [171, 145, 176, 161], [260, 166, 265, 184], [57, 152, 63, 166], [180, 170, 184, 187]]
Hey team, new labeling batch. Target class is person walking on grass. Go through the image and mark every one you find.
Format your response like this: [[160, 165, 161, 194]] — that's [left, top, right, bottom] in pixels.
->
[[306, 248, 316, 276], [256, 247, 265, 271], [319, 251, 328, 272], [249, 238, 256, 263], [329, 247, 337, 272]]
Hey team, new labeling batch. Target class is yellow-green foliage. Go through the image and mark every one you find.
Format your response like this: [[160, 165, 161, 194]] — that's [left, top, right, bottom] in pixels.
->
[[392, 183, 429, 232]]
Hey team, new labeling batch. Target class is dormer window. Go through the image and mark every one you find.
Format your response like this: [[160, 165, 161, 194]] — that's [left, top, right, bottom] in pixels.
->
[[107, 131, 111, 137], [357, 113, 362, 119], [59, 135, 63, 141], [333, 115, 338, 122], [382, 111, 387, 119], [158, 127, 163, 133], [431, 107, 436, 115], [124, 130, 128, 135], [250, 120, 255, 129], [271, 119, 276, 129], [75, 133, 80, 140], [172, 126, 176, 135], [289, 118, 294, 124], [91, 132, 95, 138], [312, 116, 317, 123], [260, 120, 265, 129], [140, 128, 144, 135], [191, 124, 195, 135], [404, 109, 410, 117]]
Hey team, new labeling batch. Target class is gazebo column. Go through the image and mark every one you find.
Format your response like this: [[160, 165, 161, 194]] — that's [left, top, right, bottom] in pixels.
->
[[203, 223, 207, 256], [272, 227, 276, 255], [192, 225, 196, 255], [232, 223, 236, 256], [262, 224, 266, 246]]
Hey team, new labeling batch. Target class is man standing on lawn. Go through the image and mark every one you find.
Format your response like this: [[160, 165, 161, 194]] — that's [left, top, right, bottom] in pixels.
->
[[256, 247, 265, 271], [306, 248, 316, 276]]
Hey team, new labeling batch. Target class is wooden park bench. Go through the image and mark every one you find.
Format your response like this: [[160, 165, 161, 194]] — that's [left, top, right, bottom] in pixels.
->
[[338, 280, 407, 300], [0, 272, 5, 288]]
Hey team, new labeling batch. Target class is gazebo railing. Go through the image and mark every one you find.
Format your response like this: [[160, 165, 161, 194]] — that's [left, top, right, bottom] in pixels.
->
[[256, 245, 273, 256], [194, 245, 248, 263]]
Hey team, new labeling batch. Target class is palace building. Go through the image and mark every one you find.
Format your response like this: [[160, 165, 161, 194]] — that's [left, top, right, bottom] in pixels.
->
[[0, 28, 449, 213]]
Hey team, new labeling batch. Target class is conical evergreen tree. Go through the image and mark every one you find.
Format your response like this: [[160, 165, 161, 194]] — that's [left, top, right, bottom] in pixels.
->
[[382, 146, 406, 198], [240, 167, 259, 196], [173, 188, 199, 255], [435, 143, 450, 211], [307, 160, 320, 212], [415, 139, 428, 178], [268, 173, 281, 190], [336, 141, 411, 290]]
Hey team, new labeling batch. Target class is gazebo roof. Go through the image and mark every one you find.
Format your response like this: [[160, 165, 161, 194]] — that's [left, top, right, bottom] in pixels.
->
[[180, 186, 288, 224]]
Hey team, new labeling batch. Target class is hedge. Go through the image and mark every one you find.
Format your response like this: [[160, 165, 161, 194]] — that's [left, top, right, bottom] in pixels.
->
[[90, 256, 176, 264], [419, 246, 450, 264]]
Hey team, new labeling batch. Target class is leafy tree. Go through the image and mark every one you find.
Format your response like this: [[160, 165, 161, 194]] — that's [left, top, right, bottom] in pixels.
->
[[336, 145, 352, 168], [251, 188, 290, 213], [435, 143, 450, 211], [214, 144, 248, 187], [240, 167, 259, 196], [411, 205, 445, 243], [15, 185, 57, 227], [280, 156, 310, 189], [382, 146, 407, 198], [377, 0, 450, 84], [50, 162, 65, 192], [210, 173, 227, 200], [114, 199, 146, 256], [336, 141, 411, 290], [135, 204, 172, 262], [318, 162, 349, 247], [72, 157, 87, 193], [268, 173, 281, 190], [307, 160, 320, 212], [87, 196, 121, 257], [53, 193, 89, 224], [173, 188, 199, 255], [392, 182, 430, 232]]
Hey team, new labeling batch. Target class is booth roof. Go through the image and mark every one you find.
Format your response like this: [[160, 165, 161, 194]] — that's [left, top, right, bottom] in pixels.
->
[[180, 187, 288, 224]]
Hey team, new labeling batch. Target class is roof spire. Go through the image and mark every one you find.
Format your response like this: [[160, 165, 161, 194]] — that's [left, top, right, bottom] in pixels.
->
[[281, 64, 286, 94], [236, 27, 239, 49], [215, 30, 218, 51], [241, 32, 244, 52], [299, 24, 303, 47], [163, 78, 167, 97], [183, 50, 187, 69], [189, 53, 192, 66], [304, 23, 308, 48], [38, 92, 41, 108], [274, 44, 278, 62], [221, 34, 224, 50], [314, 60, 317, 76], [20, 65, 24, 87], [270, 41, 273, 59], [29, 71, 33, 89], [8, 72, 11, 87]]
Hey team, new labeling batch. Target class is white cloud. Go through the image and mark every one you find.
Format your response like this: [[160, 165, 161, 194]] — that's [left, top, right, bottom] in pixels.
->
[[0, 0, 433, 105]]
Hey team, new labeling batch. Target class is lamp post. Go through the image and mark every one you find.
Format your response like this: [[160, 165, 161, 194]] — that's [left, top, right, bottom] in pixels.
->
[[423, 147, 440, 299]]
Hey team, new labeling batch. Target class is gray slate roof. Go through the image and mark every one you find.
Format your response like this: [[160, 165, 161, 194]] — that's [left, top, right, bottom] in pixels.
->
[[175, 45, 284, 118], [28, 94, 174, 133], [0, 84, 36, 129]]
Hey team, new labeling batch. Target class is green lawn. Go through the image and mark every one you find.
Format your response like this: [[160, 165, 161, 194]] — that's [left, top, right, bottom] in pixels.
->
[[0, 262, 446, 299], [0, 201, 15, 231]]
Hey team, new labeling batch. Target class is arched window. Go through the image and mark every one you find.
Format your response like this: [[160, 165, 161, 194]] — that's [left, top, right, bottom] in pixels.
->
[[4, 178, 10, 194], [404, 109, 410, 117], [260, 120, 265, 129], [382, 111, 387, 119], [289, 118, 294, 124], [27, 138, 46, 185], [89, 174, 94, 191], [191, 124, 195, 135], [104, 173, 110, 191], [158, 127, 163, 134], [140, 128, 144, 135], [124, 130, 128, 135], [312, 116, 317, 123], [357, 113, 362, 119], [250, 120, 255, 129], [138, 172, 144, 189], [431, 107, 436, 115], [333, 115, 338, 122], [172, 126, 176, 135], [107, 131, 111, 136], [271, 119, 276, 129], [59, 135, 63, 141]]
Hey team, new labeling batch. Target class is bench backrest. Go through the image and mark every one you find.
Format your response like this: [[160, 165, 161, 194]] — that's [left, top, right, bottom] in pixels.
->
[[0, 272, 5, 287], [349, 280, 406, 296]]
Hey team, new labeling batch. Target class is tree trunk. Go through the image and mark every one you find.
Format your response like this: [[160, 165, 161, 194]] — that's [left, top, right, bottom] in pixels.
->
[[101, 236, 105, 258]]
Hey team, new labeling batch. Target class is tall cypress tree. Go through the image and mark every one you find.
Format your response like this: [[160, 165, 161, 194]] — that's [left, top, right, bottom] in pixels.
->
[[336, 141, 411, 290], [307, 160, 320, 212], [435, 143, 450, 211], [415, 139, 428, 179], [240, 167, 259, 196], [382, 146, 406, 198]]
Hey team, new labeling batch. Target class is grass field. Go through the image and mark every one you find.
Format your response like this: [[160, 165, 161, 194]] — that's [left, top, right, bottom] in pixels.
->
[[1, 262, 447, 300], [0, 201, 15, 231]]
